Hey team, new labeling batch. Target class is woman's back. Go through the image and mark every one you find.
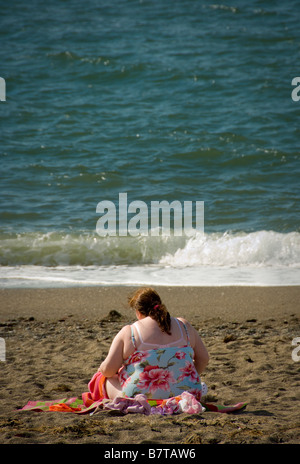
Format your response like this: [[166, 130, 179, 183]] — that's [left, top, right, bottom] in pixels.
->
[[132, 317, 188, 350], [118, 317, 202, 400]]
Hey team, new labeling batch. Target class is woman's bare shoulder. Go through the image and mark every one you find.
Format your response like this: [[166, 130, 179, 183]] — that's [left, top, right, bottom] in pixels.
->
[[176, 317, 198, 342], [176, 316, 190, 326], [114, 324, 132, 340]]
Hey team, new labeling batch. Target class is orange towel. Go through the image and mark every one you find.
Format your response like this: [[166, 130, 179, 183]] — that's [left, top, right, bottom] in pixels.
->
[[49, 403, 82, 412], [82, 371, 108, 407]]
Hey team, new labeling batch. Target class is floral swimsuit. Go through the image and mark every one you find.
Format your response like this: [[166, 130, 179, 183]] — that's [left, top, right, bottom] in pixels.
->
[[118, 318, 202, 400]]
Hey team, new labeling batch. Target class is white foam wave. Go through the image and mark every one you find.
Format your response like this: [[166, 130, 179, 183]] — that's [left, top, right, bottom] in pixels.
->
[[0, 230, 299, 287], [159, 231, 300, 268], [0, 230, 299, 268]]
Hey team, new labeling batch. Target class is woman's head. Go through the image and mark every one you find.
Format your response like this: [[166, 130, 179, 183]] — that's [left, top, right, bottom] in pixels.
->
[[128, 287, 171, 335]]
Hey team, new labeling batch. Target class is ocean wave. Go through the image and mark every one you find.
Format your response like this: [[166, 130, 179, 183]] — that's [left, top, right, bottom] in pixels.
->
[[0, 231, 184, 267], [0, 230, 299, 268], [159, 230, 300, 268]]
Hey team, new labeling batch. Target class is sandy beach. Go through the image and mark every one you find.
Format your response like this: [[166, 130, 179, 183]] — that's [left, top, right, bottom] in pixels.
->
[[0, 285, 299, 445]]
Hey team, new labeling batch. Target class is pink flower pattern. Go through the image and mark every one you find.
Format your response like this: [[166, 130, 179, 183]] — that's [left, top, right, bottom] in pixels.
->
[[178, 361, 199, 383], [175, 351, 186, 360], [137, 365, 176, 394], [119, 346, 202, 400], [128, 351, 149, 365]]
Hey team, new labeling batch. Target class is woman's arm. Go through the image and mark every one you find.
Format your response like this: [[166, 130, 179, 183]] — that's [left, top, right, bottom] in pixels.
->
[[98, 325, 129, 378], [178, 317, 209, 374], [192, 326, 209, 374]]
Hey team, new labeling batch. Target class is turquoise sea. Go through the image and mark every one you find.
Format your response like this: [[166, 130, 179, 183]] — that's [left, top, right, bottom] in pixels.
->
[[0, 0, 300, 287]]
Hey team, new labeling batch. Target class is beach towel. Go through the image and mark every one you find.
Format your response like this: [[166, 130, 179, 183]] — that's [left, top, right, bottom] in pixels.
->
[[20, 371, 247, 416]]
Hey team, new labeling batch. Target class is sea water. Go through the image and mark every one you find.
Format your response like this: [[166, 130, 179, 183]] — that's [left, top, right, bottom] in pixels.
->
[[0, 0, 299, 288]]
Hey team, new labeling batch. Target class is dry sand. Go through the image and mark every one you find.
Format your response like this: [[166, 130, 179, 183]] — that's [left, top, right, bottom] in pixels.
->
[[0, 285, 300, 445]]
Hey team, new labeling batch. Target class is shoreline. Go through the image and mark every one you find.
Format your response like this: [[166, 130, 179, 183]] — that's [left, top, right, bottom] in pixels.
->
[[1, 285, 299, 322]]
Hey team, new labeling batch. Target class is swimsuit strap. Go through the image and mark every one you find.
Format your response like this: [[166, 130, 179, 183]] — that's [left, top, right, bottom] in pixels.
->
[[174, 317, 184, 339], [130, 325, 137, 350], [178, 319, 190, 346], [133, 321, 143, 344]]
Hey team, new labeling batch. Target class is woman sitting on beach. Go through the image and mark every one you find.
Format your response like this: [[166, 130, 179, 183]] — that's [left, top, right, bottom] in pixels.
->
[[98, 287, 209, 401]]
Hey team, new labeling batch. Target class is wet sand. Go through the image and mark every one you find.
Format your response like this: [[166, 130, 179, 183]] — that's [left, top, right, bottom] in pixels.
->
[[0, 286, 299, 444]]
